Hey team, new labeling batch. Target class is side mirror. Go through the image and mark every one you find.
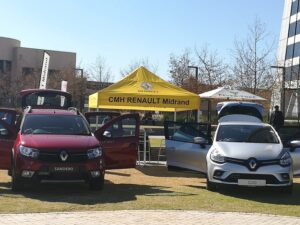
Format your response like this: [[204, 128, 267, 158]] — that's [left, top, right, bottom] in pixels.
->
[[103, 130, 112, 138], [289, 140, 300, 152], [194, 137, 207, 148]]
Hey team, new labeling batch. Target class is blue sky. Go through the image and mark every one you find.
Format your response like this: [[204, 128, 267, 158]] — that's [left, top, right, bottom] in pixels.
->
[[0, 0, 284, 81]]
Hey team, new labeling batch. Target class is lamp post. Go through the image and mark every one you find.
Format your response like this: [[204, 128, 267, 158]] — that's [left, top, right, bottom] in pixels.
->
[[271, 65, 285, 117], [188, 66, 199, 122]]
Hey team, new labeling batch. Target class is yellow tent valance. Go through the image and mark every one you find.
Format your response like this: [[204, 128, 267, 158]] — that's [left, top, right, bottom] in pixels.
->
[[88, 66, 200, 112]]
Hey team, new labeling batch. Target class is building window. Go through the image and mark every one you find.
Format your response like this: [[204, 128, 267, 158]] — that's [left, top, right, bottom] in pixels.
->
[[0, 60, 12, 73], [22, 67, 34, 76], [294, 42, 300, 58], [291, 0, 299, 15], [289, 22, 297, 37], [285, 66, 292, 81], [286, 44, 294, 59], [291, 65, 299, 80]]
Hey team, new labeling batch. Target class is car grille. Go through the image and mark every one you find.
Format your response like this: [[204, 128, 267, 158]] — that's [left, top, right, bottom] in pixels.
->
[[226, 157, 280, 171], [37, 166, 88, 180], [224, 173, 288, 184], [38, 150, 88, 163]]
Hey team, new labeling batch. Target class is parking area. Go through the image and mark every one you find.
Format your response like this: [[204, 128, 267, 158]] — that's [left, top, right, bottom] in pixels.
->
[[0, 166, 300, 217]]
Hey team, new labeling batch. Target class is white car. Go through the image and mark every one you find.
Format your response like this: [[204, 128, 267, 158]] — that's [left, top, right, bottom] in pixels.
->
[[165, 102, 300, 193]]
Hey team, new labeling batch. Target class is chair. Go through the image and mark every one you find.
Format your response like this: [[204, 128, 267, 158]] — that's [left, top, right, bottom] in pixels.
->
[[157, 139, 166, 164]]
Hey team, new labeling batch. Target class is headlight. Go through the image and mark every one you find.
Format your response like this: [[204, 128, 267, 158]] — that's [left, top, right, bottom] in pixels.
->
[[280, 152, 292, 167], [19, 145, 39, 159], [87, 147, 102, 159], [210, 148, 225, 163]]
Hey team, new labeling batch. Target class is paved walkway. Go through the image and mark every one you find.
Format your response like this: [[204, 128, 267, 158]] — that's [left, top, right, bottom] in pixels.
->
[[0, 210, 299, 225]]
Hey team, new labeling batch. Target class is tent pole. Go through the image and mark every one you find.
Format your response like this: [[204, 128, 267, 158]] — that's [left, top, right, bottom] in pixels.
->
[[174, 111, 177, 122], [143, 129, 147, 166]]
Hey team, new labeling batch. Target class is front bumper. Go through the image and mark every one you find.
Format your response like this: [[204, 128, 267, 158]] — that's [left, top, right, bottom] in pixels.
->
[[207, 161, 293, 187], [15, 156, 104, 182]]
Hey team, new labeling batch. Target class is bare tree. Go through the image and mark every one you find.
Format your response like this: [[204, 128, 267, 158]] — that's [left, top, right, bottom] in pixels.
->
[[120, 57, 158, 77], [169, 50, 193, 87], [232, 17, 276, 94], [88, 56, 113, 83], [195, 45, 229, 88]]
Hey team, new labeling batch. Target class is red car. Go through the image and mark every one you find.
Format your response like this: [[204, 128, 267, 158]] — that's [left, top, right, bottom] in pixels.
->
[[0, 89, 139, 191]]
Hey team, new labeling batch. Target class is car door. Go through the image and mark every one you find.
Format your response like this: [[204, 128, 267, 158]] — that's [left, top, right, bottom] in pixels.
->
[[0, 109, 18, 170], [277, 126, 300, 176], [164, 121, 212, 173], [84, 111, 121, 132], [93, 114, 140, 169]]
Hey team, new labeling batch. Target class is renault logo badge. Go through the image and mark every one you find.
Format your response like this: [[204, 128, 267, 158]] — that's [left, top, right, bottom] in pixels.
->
[[141, 82, 153, 91], [60, 151, 69, 162], [249, 158, 257, 170]]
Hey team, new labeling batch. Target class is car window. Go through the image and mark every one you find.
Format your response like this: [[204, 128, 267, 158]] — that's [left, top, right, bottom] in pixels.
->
[[277, 126, 300, 147], [216, 124, 279, 143], [218, 105, 263, 120], [88, 115, 114, 132], [21, 115, 90, 135], [165, 121, 212, 144], [23, 92, 71, 109], [104, 117, 136, 138], [0, 112, 14, 125]]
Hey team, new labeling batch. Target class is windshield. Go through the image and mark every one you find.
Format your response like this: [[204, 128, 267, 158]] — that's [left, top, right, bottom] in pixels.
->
[[216, 124, 279, 143], [21, 115, 91, 135]]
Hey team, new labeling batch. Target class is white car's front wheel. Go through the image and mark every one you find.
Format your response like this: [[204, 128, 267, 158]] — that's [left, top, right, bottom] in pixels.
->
[[206, 178, 217, 192]]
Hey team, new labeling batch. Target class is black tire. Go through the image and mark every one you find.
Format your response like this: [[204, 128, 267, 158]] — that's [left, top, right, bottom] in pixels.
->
[[206, 178, 217, 192], [11, 164, 24, 192], [280, 184, 293, 194], [89, 174, 104, 191]]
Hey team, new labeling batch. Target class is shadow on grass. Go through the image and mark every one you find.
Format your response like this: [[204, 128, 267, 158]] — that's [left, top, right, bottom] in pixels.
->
[[0, 181, 195, 205], [215, 183, 300, 206], [136, 166, 205, 178]]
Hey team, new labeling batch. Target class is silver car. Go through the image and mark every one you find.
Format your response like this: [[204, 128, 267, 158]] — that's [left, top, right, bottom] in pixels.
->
[[206, 115, 293, 192], [165, 102, 300, 193]]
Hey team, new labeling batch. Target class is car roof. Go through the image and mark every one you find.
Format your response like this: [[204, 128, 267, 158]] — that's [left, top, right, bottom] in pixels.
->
[[25, 108, 78, 116]]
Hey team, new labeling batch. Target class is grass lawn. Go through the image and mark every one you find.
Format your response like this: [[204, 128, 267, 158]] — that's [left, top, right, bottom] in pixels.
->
[[0, 166, 300, 216]]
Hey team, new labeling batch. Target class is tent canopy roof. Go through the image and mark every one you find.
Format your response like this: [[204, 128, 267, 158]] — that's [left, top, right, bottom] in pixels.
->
[[199, 87, 266, 101], [89, 66, 200, 112]]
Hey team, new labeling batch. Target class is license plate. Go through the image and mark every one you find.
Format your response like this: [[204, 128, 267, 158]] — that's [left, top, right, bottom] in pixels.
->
[[52, 167, 75, 172], [238, 179, 266, 186]]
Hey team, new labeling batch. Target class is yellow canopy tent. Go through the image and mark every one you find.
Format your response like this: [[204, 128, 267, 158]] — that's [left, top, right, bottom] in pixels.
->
[[89, 66, 200, 112]]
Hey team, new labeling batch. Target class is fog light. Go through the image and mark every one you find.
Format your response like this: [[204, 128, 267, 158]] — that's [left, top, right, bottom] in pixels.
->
[[281, 173, 290, 180], [91, 170, 101, 178], [21, 170, 35, 178], [213, 170, 224, 177]]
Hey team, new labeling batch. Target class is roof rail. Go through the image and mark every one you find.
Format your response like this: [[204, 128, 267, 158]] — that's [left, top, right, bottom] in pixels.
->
[[24, 106, 32, 113], [68, 107, 80, 115]]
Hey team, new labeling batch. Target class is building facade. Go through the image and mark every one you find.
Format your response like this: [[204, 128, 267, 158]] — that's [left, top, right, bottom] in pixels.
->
[[0, 36, 76, 84], [278, 0, 300, 118], [0, 36, 76, 106]]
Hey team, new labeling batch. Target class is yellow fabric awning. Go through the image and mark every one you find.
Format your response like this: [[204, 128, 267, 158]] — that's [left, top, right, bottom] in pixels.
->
[[88, 66, 200, 112]]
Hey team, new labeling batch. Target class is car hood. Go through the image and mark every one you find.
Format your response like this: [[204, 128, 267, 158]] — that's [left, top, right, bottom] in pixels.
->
[[213, 142, 283, 160], [20, 134, 100, 150]]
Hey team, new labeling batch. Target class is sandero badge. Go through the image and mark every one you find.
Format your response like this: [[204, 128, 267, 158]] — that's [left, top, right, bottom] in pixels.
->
[[0, 89, 140, 191]]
